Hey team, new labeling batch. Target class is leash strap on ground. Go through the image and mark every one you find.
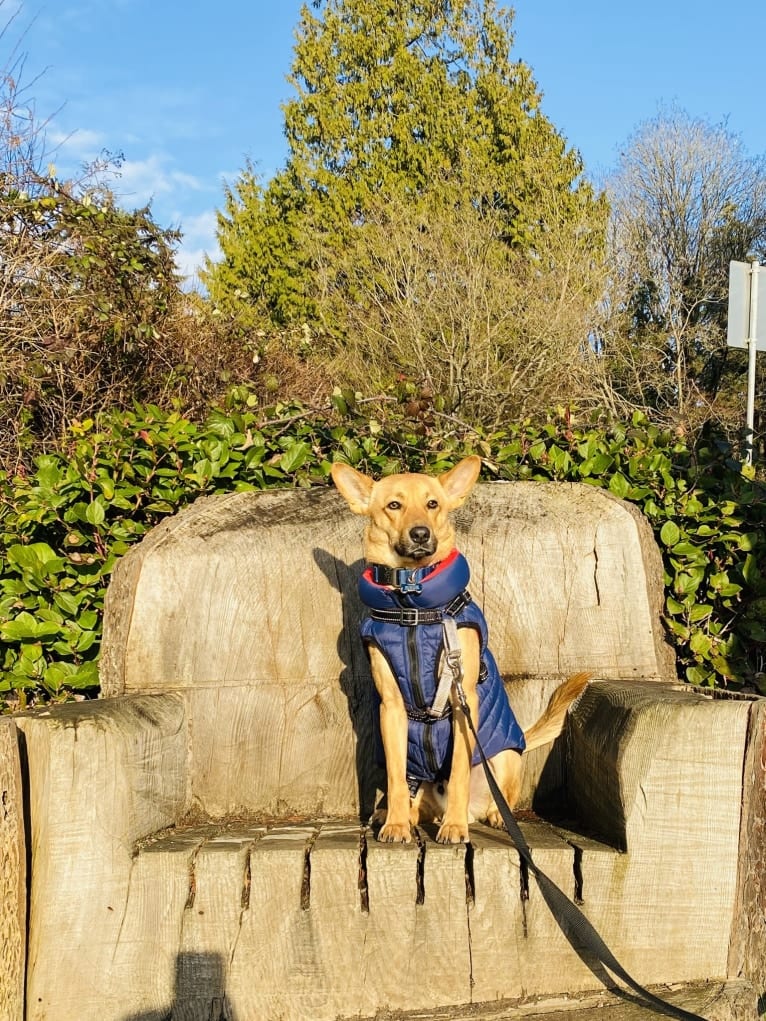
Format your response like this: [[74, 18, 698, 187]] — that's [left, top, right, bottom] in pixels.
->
[[460, 704, 708, 1021]]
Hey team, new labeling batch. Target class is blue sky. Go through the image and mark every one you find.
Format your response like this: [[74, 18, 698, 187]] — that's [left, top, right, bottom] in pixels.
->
[[13, 0, 766, 282]]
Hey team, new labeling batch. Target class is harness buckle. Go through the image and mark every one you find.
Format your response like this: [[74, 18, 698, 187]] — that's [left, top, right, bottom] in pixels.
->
[[425, 704, 452, 720], [399, 608, 421, 626], [446, 590, 471, 615], [407, 775, 422, 797]]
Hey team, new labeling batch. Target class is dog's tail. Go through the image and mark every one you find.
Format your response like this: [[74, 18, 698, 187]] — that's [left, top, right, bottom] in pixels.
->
[[522, 672, 592, 753]]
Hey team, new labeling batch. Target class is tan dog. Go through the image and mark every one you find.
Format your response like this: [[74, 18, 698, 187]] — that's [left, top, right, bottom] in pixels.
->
[[332, 455, 589, 844]]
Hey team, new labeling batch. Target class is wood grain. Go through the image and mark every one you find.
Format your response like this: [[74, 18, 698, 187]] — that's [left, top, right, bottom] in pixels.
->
[[0, 718, 25, 1021], [567, 681, 750, 984], [15, 695, 188, 1021], [728, 698, 766, 995]]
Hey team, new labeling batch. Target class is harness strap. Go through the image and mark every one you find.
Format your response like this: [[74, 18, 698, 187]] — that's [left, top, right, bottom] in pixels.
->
[[452, 677, 708, 1021], [430, 616, 462, 719], [406, 705, 448, 724], [369, 590, 471, 626]]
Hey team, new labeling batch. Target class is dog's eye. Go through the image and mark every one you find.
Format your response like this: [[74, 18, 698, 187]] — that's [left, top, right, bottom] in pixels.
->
[[426, 499, 439, 509], [387, 500, 401, 510]]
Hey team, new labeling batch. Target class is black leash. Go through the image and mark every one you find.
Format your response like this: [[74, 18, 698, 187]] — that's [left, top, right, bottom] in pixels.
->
[[459, 700, 708, 1021]]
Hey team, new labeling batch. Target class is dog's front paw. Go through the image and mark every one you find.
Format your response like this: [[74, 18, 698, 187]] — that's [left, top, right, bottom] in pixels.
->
[[377, 821, 413, 843], [435, 820, 469, 844]]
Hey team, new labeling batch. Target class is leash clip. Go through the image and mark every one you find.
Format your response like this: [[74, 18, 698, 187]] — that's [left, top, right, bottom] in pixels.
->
[[452, 674, 470, 715], [445, 648, 464, 684]]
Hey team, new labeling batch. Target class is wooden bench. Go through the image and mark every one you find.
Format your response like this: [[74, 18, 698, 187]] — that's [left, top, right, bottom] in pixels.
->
[[1, 482, 763, 1020]]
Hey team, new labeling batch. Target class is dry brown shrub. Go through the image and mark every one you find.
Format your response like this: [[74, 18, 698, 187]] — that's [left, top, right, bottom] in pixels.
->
[[310, 188, 608, 429]]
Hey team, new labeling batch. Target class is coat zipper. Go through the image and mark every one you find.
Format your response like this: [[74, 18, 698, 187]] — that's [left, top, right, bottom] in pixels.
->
[[406, 626, 439, 777]]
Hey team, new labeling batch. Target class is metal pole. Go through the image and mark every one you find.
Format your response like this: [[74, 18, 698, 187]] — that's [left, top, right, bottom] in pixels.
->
[[745, 259, 759, 465]]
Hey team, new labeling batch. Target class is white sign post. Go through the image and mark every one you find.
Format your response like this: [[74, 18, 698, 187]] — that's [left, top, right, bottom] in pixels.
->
[[727, 259, 766, 463]]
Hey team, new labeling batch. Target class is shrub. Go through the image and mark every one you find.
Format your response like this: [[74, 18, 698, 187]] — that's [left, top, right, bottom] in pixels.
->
[[1, 396, 764, 711], [0, 183, 180, 457]]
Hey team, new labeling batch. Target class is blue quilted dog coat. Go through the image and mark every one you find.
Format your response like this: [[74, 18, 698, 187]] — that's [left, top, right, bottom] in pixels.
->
[[359, 550, 525, 786]]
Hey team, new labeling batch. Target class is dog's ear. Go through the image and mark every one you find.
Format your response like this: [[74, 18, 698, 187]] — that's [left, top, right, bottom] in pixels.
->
[[331, 462, 374, 515], [438, 456, 482, 508]]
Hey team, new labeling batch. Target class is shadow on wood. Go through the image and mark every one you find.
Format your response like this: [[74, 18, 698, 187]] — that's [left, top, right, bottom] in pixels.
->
[[121, 951, 238, 1021]]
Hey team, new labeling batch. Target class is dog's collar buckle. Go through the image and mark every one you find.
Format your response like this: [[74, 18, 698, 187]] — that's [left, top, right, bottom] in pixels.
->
[[371, 563, 435, 594]]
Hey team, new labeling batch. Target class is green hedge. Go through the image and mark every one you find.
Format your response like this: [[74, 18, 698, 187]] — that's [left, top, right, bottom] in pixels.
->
[[1, 395, 764, 710]]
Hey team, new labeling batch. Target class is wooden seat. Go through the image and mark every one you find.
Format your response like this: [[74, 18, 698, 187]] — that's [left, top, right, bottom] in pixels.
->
[[2, 482, 763, 1020]]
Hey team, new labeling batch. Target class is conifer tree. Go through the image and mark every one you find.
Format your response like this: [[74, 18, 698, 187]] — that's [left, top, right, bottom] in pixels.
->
[[204, 0, 606, 333]]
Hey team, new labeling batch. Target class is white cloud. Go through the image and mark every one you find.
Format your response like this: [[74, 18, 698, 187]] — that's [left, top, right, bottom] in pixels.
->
[[47, 126, 106, 162], [45, 131, 205, 207], [181, 208, 218, 244], [174, 210, 220, 286], [50, 126, 103, 149], [114, 154, 203, 207], [175, 245, 214, 287]]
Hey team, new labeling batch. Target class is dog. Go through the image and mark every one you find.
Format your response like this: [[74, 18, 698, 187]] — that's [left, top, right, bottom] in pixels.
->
[[331, 455, 590, 844]]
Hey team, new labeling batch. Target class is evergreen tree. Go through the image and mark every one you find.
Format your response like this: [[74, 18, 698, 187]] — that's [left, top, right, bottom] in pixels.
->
[[203, 0, 606, 333]]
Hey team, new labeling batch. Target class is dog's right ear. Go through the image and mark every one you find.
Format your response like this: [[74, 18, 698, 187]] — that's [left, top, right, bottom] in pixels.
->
[[331, 462, 374, 516]]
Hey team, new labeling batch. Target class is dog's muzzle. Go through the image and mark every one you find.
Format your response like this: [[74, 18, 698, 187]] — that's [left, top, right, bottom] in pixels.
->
[[395, 526, 436, 560]]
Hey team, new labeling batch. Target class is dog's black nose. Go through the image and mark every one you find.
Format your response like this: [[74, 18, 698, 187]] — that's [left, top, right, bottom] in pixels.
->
[[409, 525, 431, 544]]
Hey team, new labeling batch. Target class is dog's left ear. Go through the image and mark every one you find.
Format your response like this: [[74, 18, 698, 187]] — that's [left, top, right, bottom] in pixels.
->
[[331, 462, 374, 516], [438, 455, 482, 508]]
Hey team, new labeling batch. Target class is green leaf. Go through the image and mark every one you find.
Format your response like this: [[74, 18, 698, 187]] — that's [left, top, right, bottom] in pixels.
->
[[67, 661, 100, 690], [42, 662, 77, 690], [1, 613, 61, 641], [674, 568, 705, 596], [331, 388, 348, 415], [279, 436, 312, 471], [608, 472, 630, 499], [689, 631, 712, 656], [688, 603, 713, 622], [743, 554, 761, 584], [686, 665, 711, 686], [6, 543, 61, 570], [659, 521, 681, 547], [79, 609, 99, 630], [548, 445, 572, 475], [85, 500, 106, 526], [97, 477, 115, 500], [666, 618, 690, 639]]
